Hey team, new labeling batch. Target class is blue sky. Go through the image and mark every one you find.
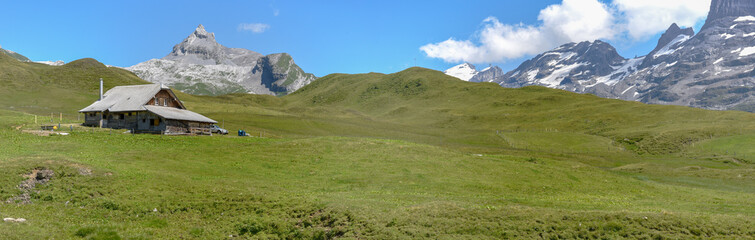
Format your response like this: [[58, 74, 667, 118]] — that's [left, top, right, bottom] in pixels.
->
[[0, 0, 710, 77]]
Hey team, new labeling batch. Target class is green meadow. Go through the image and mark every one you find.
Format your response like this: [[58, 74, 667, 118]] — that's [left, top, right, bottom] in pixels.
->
[[0, 53, 754, 239]]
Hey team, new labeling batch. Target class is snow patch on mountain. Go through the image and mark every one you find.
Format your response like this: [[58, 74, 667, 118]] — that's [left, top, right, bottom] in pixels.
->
[[739, 46, 755, 56], [540, 63, 583, 87], [653, 35, 690, 58], [526, 70, 539, 82], [35, 60, 65, 66], [734, 16, 755, 22]]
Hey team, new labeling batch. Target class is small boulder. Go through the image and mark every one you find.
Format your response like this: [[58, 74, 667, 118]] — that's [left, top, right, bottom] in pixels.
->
[[3, 218, 26, 223]]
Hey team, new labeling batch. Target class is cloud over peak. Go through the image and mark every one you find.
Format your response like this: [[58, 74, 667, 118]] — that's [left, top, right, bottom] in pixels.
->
[[421, 0, 711, 64], [238, 23, 271, 33], [614, 0, 711, 40]]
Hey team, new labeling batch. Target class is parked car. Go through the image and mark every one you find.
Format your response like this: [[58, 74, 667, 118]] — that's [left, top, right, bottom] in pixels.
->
[[210, 125, 228, 135]]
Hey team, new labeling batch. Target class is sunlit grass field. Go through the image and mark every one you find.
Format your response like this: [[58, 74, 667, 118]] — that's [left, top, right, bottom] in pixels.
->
[[0, 53, 753, 239]]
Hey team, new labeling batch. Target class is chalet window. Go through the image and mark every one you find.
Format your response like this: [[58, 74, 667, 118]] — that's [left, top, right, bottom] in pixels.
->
[[119, 114, 124, 119], [154, 98, 159, 106], [163, 98, 167, 106]]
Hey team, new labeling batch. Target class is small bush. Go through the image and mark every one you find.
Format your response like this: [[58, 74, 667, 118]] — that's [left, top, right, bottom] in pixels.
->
[[74, 227, 96, 237]]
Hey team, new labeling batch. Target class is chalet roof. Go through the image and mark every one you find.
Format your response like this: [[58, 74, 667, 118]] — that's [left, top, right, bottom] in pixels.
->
[[144, 105, 217, 123], [79, 84, 168, 112]]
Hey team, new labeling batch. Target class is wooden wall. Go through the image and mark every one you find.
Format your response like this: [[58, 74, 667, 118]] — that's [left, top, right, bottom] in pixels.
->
[[146, 90, 182, 108]]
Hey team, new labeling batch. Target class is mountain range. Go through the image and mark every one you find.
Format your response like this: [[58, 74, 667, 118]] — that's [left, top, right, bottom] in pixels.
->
[[444, 63, 504, 82], [126, 25, 316, 96], [445, 0, 755, 112]]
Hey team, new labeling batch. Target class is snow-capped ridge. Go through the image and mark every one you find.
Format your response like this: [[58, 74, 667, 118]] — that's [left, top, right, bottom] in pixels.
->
[[490, 16, 755, 111], [444, 63, 478, 81], [35, 60, 65, 66]]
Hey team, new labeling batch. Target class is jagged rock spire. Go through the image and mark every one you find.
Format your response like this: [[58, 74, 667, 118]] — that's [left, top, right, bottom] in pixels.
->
[[191, 24, 215, 42]]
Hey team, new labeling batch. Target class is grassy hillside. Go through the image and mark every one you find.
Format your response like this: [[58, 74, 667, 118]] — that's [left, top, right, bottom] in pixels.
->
[[0, 61, 753, 239], [0, 52, 148, 116], [184, 67, 754, 156], [0, 110, 753, 239]]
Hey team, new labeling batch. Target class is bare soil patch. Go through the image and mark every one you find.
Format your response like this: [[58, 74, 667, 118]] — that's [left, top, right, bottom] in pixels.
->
[[5, 168, 54, 204]]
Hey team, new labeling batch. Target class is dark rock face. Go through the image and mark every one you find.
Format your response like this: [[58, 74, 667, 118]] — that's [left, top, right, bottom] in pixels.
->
[[704, 0, 755, 30], [248, 53, 317, 95], [469, 66, 504, 83]]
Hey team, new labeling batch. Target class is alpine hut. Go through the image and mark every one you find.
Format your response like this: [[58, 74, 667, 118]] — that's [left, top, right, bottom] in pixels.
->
[[79, 80, 217, 135]]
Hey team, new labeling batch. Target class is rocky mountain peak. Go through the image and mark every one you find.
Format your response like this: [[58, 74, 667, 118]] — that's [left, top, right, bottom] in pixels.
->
[[191, 24, 215, 42], [642, 23, 695, 67], [569, 40, 625, 68], [165, 24, 227, 65], [654, 24, 694, 50], [459, 63, 475, 68], [703, 0, 755, 30], [128, 25, 316, 96]]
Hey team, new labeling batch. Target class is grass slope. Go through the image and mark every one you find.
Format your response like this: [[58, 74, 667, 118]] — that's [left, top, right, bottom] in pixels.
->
[[186, 67, 754, 156], [0, 52, 148, 116], [0, 111, 752, 239], [0, 63, 753, 239]]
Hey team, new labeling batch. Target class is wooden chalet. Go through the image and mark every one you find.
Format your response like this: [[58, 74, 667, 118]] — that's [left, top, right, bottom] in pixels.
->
[[79, 83, 217, 135]]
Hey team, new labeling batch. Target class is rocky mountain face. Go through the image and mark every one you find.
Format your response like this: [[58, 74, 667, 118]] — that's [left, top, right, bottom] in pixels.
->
[[0, 48, 31, 62], [704, 0, 755, 30], [470, 66, 504, 83], [127, 25, 316, 96], [499, 40, 627, 90], [493, 0, 755, 112]]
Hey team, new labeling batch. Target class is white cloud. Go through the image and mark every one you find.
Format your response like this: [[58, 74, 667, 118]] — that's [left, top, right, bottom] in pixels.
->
[[540, 0, 616, 42], [238, 23, 271, 33], [614, 0, 710, 40], [421, 0, 615, 63], [421, 0, 711, 63]]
